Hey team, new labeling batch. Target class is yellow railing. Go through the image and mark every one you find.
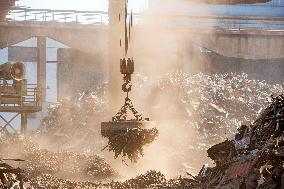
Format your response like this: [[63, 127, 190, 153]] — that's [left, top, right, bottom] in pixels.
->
[[0, 83, 42, 108]]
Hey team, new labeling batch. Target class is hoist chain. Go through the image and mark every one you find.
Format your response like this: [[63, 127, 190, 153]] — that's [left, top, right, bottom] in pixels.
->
[[111, 58, 145, 122], [112, 97, 143, 122]]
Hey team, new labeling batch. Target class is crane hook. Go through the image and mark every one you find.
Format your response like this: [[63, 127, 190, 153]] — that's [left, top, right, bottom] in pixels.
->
[[122, 81, 132, 93]]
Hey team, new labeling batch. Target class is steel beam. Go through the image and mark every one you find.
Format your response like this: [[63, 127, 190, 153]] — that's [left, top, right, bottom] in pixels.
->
[[20, 113, 27, 133], [0, 113, 19, 133], [37, 36, 46, 101], [108, 0, 126, 114]]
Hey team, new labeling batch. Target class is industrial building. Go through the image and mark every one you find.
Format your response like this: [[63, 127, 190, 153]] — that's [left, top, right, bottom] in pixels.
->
[[0, 0, 284, 188]]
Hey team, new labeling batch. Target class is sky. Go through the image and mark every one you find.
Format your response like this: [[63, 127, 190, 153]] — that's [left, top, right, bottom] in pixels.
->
[[17, 0, 149, 12]]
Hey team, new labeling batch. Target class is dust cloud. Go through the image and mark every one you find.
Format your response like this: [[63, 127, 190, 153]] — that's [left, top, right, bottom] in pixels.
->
[[4, 0, 215, 181], [107, 0, 213, 179]]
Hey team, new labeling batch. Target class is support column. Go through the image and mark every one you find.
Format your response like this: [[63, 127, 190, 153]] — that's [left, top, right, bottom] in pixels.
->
[[108, 0, 126, 114], [37, 36, 46, 102], [20, 113, 27, 134]]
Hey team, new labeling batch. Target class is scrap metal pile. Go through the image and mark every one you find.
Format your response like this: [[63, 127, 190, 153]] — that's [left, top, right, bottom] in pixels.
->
[[39, 86, 108, 151], [151, 72, 284, 148], [189, 94, 284, 189], [41, 72, 284, 167], [28, 174, 101, 189], [0, 135, 116, 184], [27, 170, 197, 189], [0, 159, 24, 189], [108, 170, 197, 189], [2, 72, 284, 188]]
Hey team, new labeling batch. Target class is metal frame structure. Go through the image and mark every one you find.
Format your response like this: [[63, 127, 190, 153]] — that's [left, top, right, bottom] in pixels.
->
[[7, 7, 109, 25], [0, 83, 41, 134], [5, 7, 284, 29]]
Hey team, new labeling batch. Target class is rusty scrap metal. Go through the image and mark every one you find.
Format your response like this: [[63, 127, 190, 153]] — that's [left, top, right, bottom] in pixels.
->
[[27, 170, 197, 189], [0, 135, 116, 182], [198, 93, 284, 189], [0, 159, 24, 189], [102, 128, 158, 162], [23, 71, 284, 187]]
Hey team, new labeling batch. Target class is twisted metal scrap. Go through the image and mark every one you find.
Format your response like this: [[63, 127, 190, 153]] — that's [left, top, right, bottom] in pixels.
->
[[0, 136, 116, 181], [103, 128, 159, 162], [28, 170, 197, 189]]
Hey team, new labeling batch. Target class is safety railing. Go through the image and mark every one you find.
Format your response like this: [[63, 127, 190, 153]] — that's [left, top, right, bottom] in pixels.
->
[[6, 7, 109, 25], [0, 82, 41, 110], [22, 84, 42, 107], [4, 7, 284, 29]]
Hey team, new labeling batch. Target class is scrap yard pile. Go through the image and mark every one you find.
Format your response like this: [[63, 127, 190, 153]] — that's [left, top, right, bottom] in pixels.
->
[[2, 72, 283, 188], [40, 72, 284, 167], [6, 118, 284, 189], [189, 94, 284, 189], [150, 72, 284, 147], [39, 86, 108, 152], [0, 136, 116, 185], [42, 72, 284, 151], [27, 170, 196, 189], [0, 159, 24, 189]]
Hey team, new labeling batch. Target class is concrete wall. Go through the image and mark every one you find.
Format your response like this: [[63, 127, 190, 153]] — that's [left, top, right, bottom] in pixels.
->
[[195, 50, 284, 83], [1, 22, 284, 85], [189, 29, 284, 59]]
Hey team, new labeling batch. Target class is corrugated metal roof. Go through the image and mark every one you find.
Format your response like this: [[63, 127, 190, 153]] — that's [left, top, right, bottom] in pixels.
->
[[226, 157, 258, 180]]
